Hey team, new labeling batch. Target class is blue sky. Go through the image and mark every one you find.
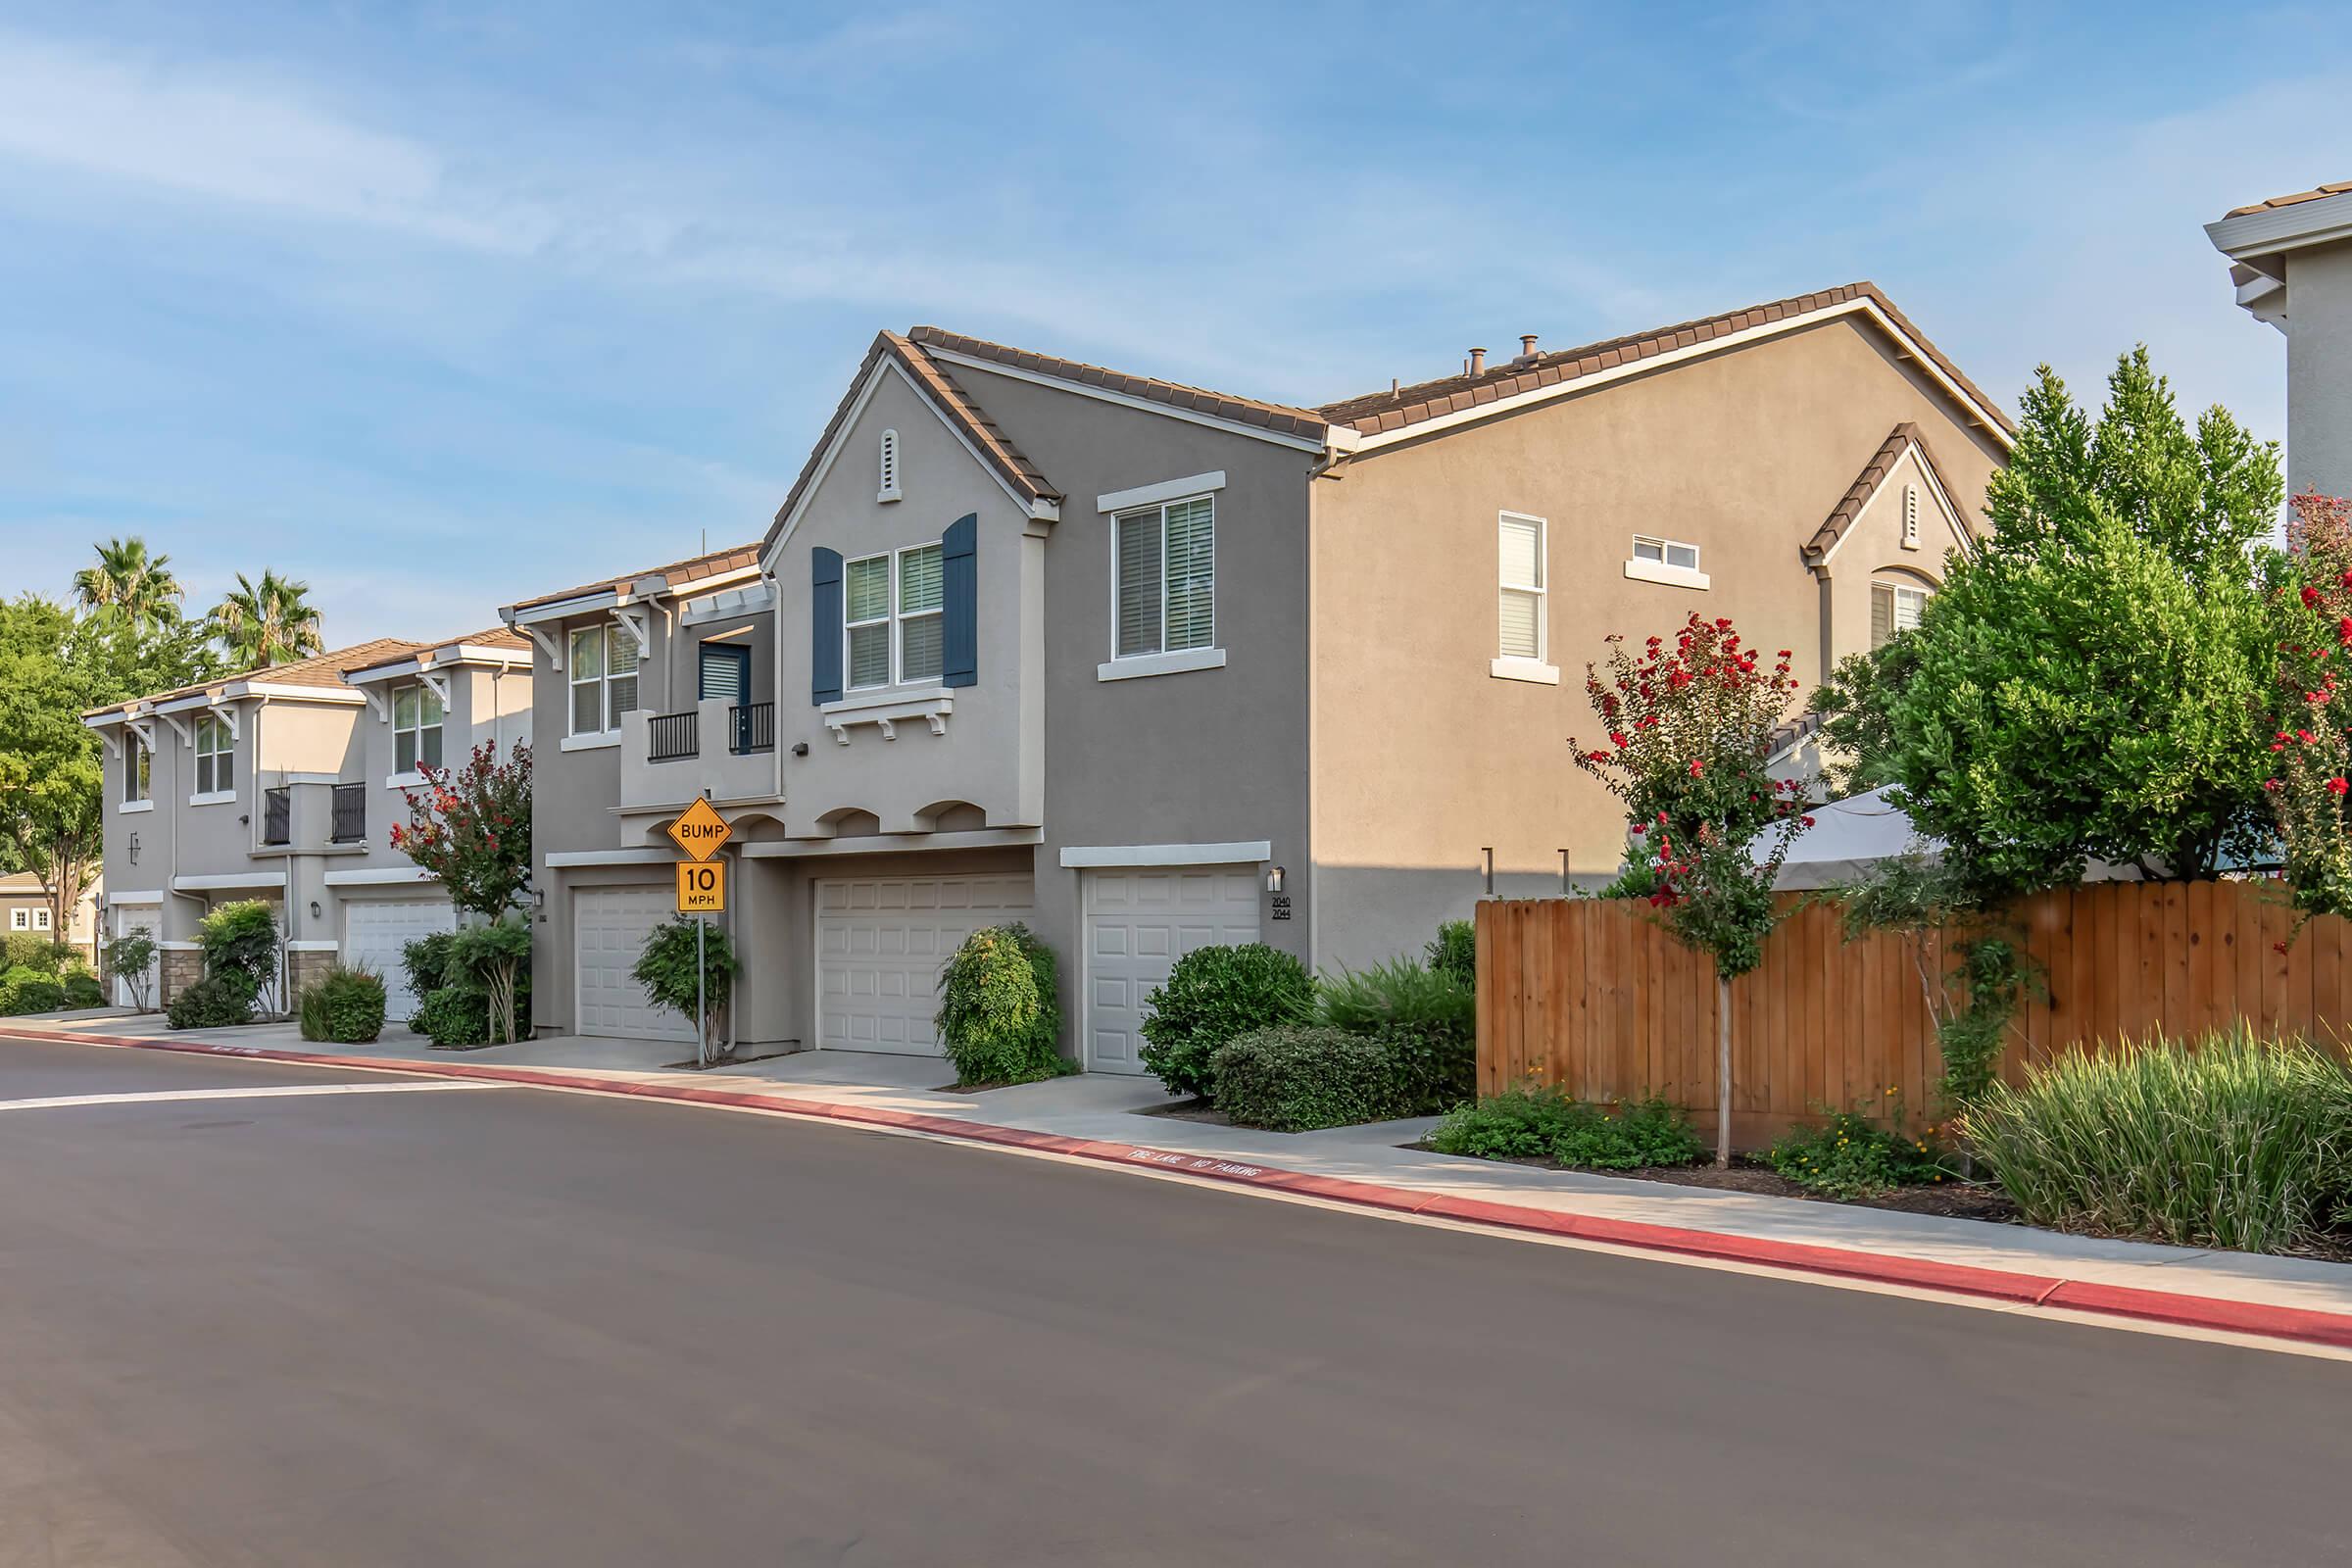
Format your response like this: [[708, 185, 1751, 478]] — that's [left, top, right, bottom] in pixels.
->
[[2, 1, 2347, 644]]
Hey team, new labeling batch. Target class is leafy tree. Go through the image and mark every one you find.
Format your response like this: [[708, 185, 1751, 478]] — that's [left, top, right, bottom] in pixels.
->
[[73, 537, 184, 633], [1572, 612, 1809, 1164], [210, 569, 323, 667], [390, 742, 532, 917], [935, 923, 1066, 1086], [635, 914, 740, 1054], [452, 916, 532, 1046]]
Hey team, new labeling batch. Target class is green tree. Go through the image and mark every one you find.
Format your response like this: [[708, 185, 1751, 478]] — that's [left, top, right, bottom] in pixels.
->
[[210, 569, 323, 667], [72, 537, 184, 633], [2262, 492, 2352, 922], [389, 742, 531, 917]]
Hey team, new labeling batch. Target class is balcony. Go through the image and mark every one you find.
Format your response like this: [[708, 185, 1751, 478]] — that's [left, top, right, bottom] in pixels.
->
[[330, 782, 367, 844], [261, 787, 292, 847], [620, 697, 780, 808], [649, 710, 700, 763], [731, 702, 774, 756]]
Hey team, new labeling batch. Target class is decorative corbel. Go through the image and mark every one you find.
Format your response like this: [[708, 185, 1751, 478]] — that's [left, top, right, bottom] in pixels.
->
[[421, 670, 453, 710], [525, 624, 564, 672], [613, 606, 652, 660]]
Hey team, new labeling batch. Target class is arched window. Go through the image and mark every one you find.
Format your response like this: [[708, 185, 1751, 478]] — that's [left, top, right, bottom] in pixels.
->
[[878, 428, 902, 503]]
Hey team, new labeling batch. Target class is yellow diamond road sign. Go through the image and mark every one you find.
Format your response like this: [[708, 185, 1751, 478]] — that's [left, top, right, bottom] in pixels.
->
[[667, 797, 732, 862]]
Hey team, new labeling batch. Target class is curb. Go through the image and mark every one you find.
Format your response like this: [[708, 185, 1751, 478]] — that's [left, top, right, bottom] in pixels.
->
[[14, 1024, 2352, 1350]]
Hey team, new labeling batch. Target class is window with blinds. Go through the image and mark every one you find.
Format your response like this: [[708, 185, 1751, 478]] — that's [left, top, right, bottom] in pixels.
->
[[899, 543, 944, 683], [843, 540, 946, 689], [1497, 513, 1545, 661], [846, 555, 893, 689], [568, 624, 640, 735], [1113, 495, 1215, 659], [1871, 580, 1930, 647]]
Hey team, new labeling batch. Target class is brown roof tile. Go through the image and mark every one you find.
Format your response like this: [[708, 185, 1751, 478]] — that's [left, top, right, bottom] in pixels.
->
[[1803, 421, 1963, 564], [2223, 180, 2352, 220], [84, 638, 431, 718], [503, 541, 763, 615], [342, 625, 530, 677]]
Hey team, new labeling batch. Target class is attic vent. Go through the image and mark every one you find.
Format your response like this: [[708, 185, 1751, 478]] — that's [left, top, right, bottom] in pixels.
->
[[878, 428, 903, 504], [1901, 483, 1920, 549]]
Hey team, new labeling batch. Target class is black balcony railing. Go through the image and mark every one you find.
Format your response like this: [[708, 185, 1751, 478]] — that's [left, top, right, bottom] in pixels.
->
[[731, 701, 774, 756], [261, 787, 291, 846], [649, 710, 700, 762], [330, 781, 367, 844]]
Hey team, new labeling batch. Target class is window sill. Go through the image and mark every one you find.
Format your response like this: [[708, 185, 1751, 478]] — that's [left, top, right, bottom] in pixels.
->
[[820, 686, 953, 744], [559, 733, 620, 753], [1624, 558, 1710, 591], [188, 791, 237, 807], [119, 799, 154, 814], [1097, 647, 1226, 683], [386, 772, 426, 789], [1489, 657, 1560, 686]]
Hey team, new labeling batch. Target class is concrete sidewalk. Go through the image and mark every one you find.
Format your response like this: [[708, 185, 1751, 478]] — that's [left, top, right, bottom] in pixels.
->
[[11, 1008, 2352, 1331]]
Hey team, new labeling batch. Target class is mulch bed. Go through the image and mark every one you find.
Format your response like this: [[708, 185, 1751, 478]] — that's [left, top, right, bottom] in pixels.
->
[[1133, 1096, 1232, 1126], [1404, 1143, 2025, 1224], [656, 1049, 798, 1071]]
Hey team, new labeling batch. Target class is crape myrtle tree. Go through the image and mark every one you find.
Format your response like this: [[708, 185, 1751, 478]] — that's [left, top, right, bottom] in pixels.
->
[[392, 742, 533, 1042], [2263, 493, 2352, 926], [1572, 613, 1810, 1165]]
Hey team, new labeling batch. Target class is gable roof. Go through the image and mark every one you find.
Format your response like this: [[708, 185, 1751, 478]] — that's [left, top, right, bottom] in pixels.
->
[[341, 625, 530, 680], [503, 542, 763, 617], [907, 324, 1334, 443], [1320, 282, 2013, 444], [1803, 422, 1967, 564], [83, 638, 429, 719]]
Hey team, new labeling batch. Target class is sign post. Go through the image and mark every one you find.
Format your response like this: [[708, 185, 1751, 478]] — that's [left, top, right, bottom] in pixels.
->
[[668, 799, 733, 1067]]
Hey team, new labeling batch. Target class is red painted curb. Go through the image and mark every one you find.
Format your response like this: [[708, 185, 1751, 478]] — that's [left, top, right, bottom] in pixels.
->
[[14, 1025, 2352, 1349]]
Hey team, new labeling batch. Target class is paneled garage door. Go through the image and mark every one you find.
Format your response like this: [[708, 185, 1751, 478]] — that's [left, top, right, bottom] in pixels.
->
[[342, 897, 456, 1022], [815, 873, 1035, 1054], [575, 886, 695, 1043], [1083, 866, 1262, 1074]]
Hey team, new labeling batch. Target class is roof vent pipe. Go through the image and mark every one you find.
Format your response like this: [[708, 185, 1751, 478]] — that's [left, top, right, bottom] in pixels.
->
[[1520, 334, 1539, 358], [1467, 347, 1487, 375]]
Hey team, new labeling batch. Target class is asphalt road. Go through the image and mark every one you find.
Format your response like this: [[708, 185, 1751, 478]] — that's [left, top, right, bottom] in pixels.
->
[[0, 1036, 2343, 1567]]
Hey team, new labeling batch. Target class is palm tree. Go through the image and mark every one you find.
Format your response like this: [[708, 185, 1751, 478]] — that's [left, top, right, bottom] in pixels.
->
[[211, 570, 325, 668], [73, 537, 184, 632]]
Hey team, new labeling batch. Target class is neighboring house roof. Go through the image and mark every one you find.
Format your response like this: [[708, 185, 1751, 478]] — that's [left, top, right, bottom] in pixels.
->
[[1319, 282, 2014, 441], [503, 542, 763, 617], [82, 639, 429, 719], [1802, 421, 1966, 564], [342, 626, 530, 681], [2223, 180, 2352, 219]]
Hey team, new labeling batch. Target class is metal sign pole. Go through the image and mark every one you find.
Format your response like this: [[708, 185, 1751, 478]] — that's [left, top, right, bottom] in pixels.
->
[[696, 914, 708, 1068]]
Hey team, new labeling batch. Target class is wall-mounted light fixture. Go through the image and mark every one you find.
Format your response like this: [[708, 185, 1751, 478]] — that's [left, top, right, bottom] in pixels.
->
[[1265, 864, 1286, 895], [308, 901, 321, 919], [1482, 847, 1494, 896], [791, 741, 809, 757], [127, 833, 140, 864]]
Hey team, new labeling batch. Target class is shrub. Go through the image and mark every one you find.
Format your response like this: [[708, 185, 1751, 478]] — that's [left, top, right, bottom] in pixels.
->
[[1426, 919, 1475, 987], [298, 964, 387, 1044], [198, 900, 278, 1010], [0, 932, 66, 972], [400, 930, 459, 1011], [413, 985, 491, 1049], [1769, 1096, 1956, 1199], [103, 930, 159, 1012], [62, 973, 104, 1009], [452, 916, 531, 1044], [936, 923, 1068, 1086], [166, 974, 254, 1030], [1140, 943, 1313, 1098], [1315, 956, 1475, 1113], [1209, 1026, 1405, 1132], [0, 965, 67, 1016], [1428, 1087, 1707, 1169], [1963, 1029, 2352, 1253], [634, 916, 741, 1047]]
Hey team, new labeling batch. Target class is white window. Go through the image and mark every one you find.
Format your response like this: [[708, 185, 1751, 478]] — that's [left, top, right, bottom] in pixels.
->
[[1872, 580, 1931, 647], [845, 542, 945, 691], [193, 713, 233, 797], [8, 909, 23, 931], [1497, 513, 1546, 662], [1113, 495, 1215, 660], [1633, 535, 1700, 571], [569, 623, 640, 736], [123, 732, 150, 805], [393, 683, 445, 774], [878, 428, 902, 503], [32, 907, 49, 931]]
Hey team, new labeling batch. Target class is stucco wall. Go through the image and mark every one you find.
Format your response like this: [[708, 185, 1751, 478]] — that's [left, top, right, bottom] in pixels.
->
[[2288, 240, 2352, 499]]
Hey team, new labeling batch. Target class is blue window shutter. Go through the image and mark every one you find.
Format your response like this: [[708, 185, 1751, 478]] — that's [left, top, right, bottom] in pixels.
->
[[811, 547, 844, 705], [941, 513, 977, 688]]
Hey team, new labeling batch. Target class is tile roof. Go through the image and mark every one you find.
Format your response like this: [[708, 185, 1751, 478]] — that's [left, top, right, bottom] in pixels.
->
[[2223, 180, 2352, 220], [1803, 422, 1963, 564], [504, 542, 763, 615], [906, 324, 1333, 443], [341, 625, 530, 677], [83, 638, 430, 718], [1319, 282, 2014, 439]]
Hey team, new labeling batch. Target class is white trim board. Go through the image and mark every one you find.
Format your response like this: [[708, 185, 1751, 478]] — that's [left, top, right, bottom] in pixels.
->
[[172, 872, 288, 892], [1058, 841, 1271, 869], [284, 940, 341, 953], [1096, 471, 1225, 514], [741, 826, 1044, 860], [321, 866, 439, 887], [105, 890, 165, 906], [545, 848, 675, 868]]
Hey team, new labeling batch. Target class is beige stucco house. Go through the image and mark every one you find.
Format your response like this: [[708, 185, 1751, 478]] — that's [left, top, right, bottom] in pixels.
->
[[2207, 180, 2352, 498], [83, 632, 532, 1016], [0, 871, 99, 958], [514, 281, 2010, 1071]]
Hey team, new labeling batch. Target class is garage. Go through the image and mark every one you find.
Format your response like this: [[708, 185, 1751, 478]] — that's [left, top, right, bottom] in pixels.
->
[[574, 887, 695, 1043], [343, 898, 456, 1022], [814, 872, 1035, 1054], [109, 904, 159, 1009], [1082, 866, 1262, 1074]]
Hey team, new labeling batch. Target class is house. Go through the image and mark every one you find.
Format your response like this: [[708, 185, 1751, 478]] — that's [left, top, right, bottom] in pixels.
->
[[0, 871, 99, 957], [513, 280, 2009, 1071], [2206, 180, 2352, 496], [81, 633, 533, 1016]]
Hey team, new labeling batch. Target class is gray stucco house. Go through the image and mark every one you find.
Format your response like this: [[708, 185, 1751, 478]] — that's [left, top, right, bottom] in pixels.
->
[[2207, 179, 2352, 498]]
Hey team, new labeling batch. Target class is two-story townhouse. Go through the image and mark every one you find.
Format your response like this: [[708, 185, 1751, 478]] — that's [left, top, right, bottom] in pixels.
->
[[514, 281, 2010, 1073], [2206, 180, 2352, 497], [82, 635, 532, 1013]]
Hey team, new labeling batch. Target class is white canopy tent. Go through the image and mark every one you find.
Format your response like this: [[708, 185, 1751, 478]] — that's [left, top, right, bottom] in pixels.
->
[[1755, 786, 1934, 890]]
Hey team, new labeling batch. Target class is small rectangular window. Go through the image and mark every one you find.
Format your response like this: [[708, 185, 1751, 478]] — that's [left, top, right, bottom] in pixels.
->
[[9, 909, 23, 931], [123, 733, 150, 804], [1112, 495, 1216, 660], [1633, 535, 1699, 571], [193, 713, 233, 796], [32, 908, 50, 931], [1871, 581, 1931, 648], [1497, 513, 1545, 662]]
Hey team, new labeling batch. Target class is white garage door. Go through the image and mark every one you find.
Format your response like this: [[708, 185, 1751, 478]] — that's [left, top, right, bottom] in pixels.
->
[[815, 872, 1035, 1054], [110, 906, 158, 1008], [343, 898, 456, 1022], [1083, 866, 1262, 1074], [575, 887, 695, 1043]]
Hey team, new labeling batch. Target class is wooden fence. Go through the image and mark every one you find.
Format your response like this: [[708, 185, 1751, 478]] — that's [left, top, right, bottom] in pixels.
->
[[1474, 880, 2352, 1146]]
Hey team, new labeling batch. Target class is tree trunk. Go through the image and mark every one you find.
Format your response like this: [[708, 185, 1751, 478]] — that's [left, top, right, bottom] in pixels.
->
[[1716, 971, 1733, 1168]]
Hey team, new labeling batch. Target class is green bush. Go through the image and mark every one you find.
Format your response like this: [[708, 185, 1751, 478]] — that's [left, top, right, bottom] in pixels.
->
[[452, 916, 531, 1044], [1964, 1029, 2352, 1253], [1140, 943, 1313, 1098], [298, 964, 387, 1044], [166, 974, 254, 1030], [199, 900, 277, 993], [0, 965, 68, 1015], [1209, 1026, 1406, 1132], [414, 985, 491, 1049], [103, 931, 158, 1011], [1769, 1098, 1955, 1199], [633, 916, 741, 1044], [400, 930, 459, 1010], [1315, 956, 1475, 1113], [1426, 919, 1475, 987], [1428, 1087, 1707, 1169], [936, 923, 1069, 1086], [0, 932, 67, 972], [61, 973, 104, 1009]]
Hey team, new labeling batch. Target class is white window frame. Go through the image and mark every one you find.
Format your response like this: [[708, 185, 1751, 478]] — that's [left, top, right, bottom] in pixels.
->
[[1491, 511, 1555, 684], [567, 623, 639, 740], [191, 712, 234, 801], [8, 909, 24, 931], [1109, 492, 1217, 666], [392, 681, 445, 778], [1873, 579, 1932, 647], [843, 541, 945, 693], [31, 906, 49, 931], [1625, 533, 1710, 590], [122, 730, 151, 808], [877, 428, 903, 503]]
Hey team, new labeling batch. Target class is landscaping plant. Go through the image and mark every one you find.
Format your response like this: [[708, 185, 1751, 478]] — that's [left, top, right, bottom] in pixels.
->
[[633, 915, 741, 1051], [1313, 955, 1475, 1113], [1427, 1087, 1706, 1170], [1571, 611, 1809, 1163], [165, 975, 254, 1030], [102, 929, 156, 1011], [400, 931, 459, 1023], [0, 932, 66, 972], [298, 964, 388, 1044], [390, 741, 532, 918], [166, 900, 277, 1028], [413, 985, 491, 1049], [61, 972, 103, 1008], [1767, 1093, 1955, 1200], [0, 965, 67, 1015], [452, 915, 531, 1045], [1426, 919, 1475, 988], [1208, 1026, 1404, 1132], [935, 923, 1069, 1086], [1962, 1028, 2352, 1254], [2261, 491, 2352, 926], [1139, 943, 1313, 1099]]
